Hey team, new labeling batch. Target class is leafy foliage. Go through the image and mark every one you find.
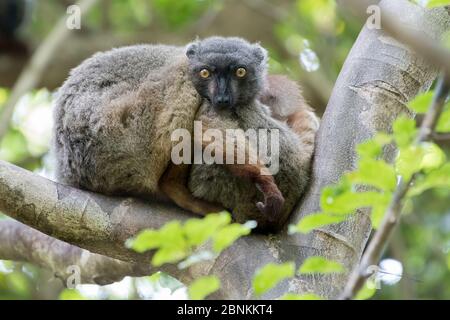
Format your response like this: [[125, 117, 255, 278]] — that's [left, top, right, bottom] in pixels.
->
[[127, 212, 254, 267], [298, 257, 345, 274], [252, 262, 296, 296], [188, 276, 221, 300], [290, 90, 450, 234]]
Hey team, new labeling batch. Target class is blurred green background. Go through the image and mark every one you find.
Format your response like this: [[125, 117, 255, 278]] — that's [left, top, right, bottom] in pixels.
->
[[0, 0, 448, 300]]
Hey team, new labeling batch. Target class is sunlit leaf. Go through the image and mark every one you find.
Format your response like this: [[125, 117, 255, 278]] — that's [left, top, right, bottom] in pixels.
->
[[407, 91, 434, 113], [396, 142, 446, 180], [59, 289, 88, 300], [289, 212, 349, 234], [151, 245, 189, 267], [371, 201, 390, 229], [436, 107, 450, 132], [427, 0, 450, 8], [212, 223, 252, 253], [253, 262, 296, 296], [409, 163, 450, 196], [6, 272, 30, 297], [322, 188, 391, 215], [347, 159, 397, 191], [279, 293, 324, 300], [356, 133, 392, 159], [127, 221, 186, 253], [183, 212, 231, 246], [298, 256, 345, 274], [0, 88, 9, 106], [126, 229, 161, 253], [0, 129, 29, 163], [396, 145, 425, 180], [188, 276, 220, 300], [393, 116, 417, 148], [354, 280, 377, 300], [420, 142, 446, 170]]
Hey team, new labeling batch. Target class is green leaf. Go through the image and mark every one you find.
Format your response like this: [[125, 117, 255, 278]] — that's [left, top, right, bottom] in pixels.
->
[[322, 188, 391, 215], [6, 272, 30, 297], [59, 289, 88, 300], [436, 107, 450, 132], [407, 91, 434, 113], [212, 223, 252, 253], [151, 245, 189, 267], [127, 221, 186, 253], [371, 201, 389, 229], [183, 212, 231, 246], [347, 159, 397, 191], [0, 129, 29, 163], [253, 262, 296, 296], [289, 212, 349, 234], [356, 133, 392, 159], [396, 143, 446, 180], [396, 145, 425, 180], [354, 280, 377, 300], [427, 0, 450, 8], [126, 229, 161, 253], [279, 293, 324, 300], [393, 116, 417, 148], [420, 142, 446, 170], [298, 256, 345, 274], [188, 276, 220, 300], [409, 163, 450, 196]]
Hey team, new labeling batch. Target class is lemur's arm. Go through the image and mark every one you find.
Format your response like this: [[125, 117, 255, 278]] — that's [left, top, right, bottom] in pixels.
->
[[195, 117, 285, 219]]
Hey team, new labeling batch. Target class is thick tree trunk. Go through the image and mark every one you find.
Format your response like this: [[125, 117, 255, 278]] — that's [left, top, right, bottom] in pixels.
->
[[0, 0, 449, 299]]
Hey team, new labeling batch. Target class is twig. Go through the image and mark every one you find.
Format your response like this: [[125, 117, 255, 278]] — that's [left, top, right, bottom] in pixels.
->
[[432, 132, 450, 141], [340, 75, 450, 299], [0, 0, 99, 140]]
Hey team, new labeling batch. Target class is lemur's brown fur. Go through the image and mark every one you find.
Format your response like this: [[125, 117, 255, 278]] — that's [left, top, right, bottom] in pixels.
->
[[53, 38, 319, 231]]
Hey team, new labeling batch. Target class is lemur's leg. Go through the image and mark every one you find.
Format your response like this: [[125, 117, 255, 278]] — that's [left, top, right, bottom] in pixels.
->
[[197, 125, 285, 220], [159, 163, 224, 216]]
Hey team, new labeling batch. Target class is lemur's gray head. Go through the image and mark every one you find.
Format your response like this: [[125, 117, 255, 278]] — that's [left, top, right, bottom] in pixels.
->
[[186, 36, 268, 110]]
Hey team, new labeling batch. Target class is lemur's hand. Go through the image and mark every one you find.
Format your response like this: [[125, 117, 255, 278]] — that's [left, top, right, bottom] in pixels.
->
[[255, 180, 285, 221]]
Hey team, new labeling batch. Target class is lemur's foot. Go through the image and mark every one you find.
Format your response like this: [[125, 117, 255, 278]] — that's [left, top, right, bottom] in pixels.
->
[[256, 191, 285, 221]]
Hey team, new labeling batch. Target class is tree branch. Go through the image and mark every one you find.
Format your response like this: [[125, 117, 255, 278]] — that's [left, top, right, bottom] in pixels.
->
[[0, 219, 150, 285], [339, 0, 450, 75], [340, 75, 450, 299]]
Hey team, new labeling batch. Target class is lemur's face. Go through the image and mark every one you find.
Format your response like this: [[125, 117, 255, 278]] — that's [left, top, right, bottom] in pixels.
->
[[186, 37, 267, 110]]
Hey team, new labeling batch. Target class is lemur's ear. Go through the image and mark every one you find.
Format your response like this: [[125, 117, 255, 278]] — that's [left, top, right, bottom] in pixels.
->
[[253, 43, 268, 65], [186, 42, 198, 59]]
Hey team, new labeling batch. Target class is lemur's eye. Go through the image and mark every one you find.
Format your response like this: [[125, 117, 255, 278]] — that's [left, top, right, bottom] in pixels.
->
[[236, 67, 247, 78], [199, 69, 210, 78]]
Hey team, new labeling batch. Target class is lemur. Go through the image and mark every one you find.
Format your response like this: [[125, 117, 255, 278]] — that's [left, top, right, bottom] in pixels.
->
[[185, 37, 318, 230], [53, 37, 319, 231]]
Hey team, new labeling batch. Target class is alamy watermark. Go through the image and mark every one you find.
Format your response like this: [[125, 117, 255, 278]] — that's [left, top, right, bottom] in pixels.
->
[[171, 121, 280, 175], [66, 5, 81, 30]]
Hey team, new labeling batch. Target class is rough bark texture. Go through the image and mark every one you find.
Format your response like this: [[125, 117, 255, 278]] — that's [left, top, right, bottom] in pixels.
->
[[0, 0, 449, 299], [0, 220, 150, 285]]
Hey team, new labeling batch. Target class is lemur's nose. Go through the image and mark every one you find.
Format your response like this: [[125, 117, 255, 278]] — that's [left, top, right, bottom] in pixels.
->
[[216, 95, 230, 107]]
